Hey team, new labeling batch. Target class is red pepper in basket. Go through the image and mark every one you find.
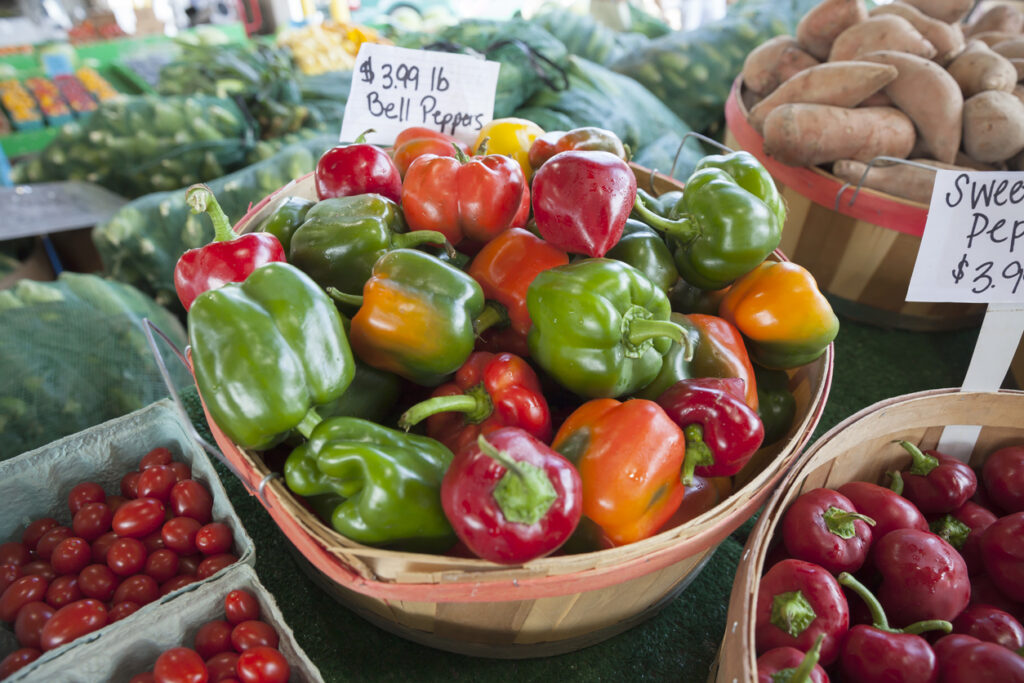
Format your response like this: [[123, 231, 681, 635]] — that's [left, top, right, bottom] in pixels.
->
[[441, 429, 582, 564], [982, 445, 1024, 513], [952, 604, 1024, 650], [930, 500, 997, 576], [315, 130, 402, 202], [391, 126, 472, 178], [835, 481, 929, 540], [937, 638, 1024, 683], [781, 488, 876, 575], [892, 440, 977, 514], [873, 528, 970, 627], [398, 351, 552, 456], [656, 377, 764, 483], [173, 184, 286, 311], [979, 511, 1024, 603], [756, 635, 830, 683]]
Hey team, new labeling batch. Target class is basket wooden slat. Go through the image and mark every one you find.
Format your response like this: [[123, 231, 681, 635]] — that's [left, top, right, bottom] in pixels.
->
[[716, 388, 1024, 683]]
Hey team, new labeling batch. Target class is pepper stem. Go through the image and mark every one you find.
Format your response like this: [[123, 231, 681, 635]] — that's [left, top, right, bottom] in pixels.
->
[[626, 318, 692, 359], [354, 128, 375, 144], [822, 506, 876, 539], [631, 193, 697, 242], [398, 384, 494, 430], [473, 301, 509, 336], [769, 590, 817, 638], [327, 288, 363, 307], [838, 572, 951, 637], [929, 514, 972, 550], [477, 434, 557, 527], [471, 138, 488, 157], [681, 424, 714, 486], [887, 470, 905, 496], [187, 184, 235, 243], [772, 633, 824, 683], [295, 408, 323, 440], [455, 141, 472, 163], [897, 440, 940, 476], [392, 229, 457, 258]]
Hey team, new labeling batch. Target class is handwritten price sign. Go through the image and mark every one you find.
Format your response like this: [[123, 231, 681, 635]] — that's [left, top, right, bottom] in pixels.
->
[[339, 43, 500, 147], [907, 170, 1024, 304]]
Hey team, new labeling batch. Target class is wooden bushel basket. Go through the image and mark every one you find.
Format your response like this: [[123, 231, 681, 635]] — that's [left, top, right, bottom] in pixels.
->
[[195, 164, 834, 658], [724, 77, 986, 332], [713, 388, 1024, 682]]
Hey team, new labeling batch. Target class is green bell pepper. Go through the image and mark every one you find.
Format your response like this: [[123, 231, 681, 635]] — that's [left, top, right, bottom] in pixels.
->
[[754, 364, 796, 445], [257, 195, 314, 254], [633, 187, 683, 219], [604, 218, 679, 292], [283, 417, 456, 552], [288, 193, 451, 298], [317, 315, 402, 424], [527, 258, 692, 399], [189, 262, 355, 450], [694, 151, 787, 230]]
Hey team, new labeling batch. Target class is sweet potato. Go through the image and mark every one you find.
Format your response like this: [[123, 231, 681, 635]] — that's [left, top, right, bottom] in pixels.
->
[[869, 1, 965, 63], [1010, 58, 1024, 82], [829, 15, 937, 62], [1015, 83, 1024, 107], [860, 91, 893, 106], [748, 61, 898, 133], [832, 158, 964, 204], [948, 41, 1017, 97], [962, 90, 1024, 162], [901, 0, 973, 24], [970, 31, 1024, 48], [861, 50, 963, 163], [966, 4, 1024, 37], [762, 104, 916, 167], [992, 38, 1024, 61], [796, 0, 868, 60], [741, 35, 821, 95]]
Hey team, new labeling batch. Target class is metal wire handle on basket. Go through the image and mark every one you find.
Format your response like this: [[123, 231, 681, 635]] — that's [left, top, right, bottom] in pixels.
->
[[643, 131, 735, 194], [141, 317, 278, 503], [833, 156, 939, 211]]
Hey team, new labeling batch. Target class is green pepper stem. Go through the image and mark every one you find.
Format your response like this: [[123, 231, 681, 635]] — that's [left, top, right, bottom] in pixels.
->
[[901, 620, 953, 636], [477, 434, 557, 527], [295, 408, 323, 440], [631, 194, 697, 242], [929, 514, 972, 550], [770, 590, 817, 638], [398, 384, 493, 430], [392, 230, 457, 258], [823, 506, 876, 539], [354, 128, 375, 144], [898, 440, 940, 476], [627, 318, 691, 358], [888, 470, 905, 496], [187, 184, 235, 243], [838, 572, 951, 636], [681, 424, 714, 485], [327, 288, 363, 307], [473, 301, 508, 336], [470, 138, 487, 158], [778, 633, 824, 683]]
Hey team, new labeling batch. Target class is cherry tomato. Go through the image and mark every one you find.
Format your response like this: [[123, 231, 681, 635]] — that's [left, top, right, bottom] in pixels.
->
[[114, 574, 159, 606], [160, 574, 198, 596], [0, 648, 41, 677], [109, 600, 141, 622], [169, 462, 192, 482], [162, 517, 202, 555], [36, 526, 72, 561], [78, 564, 119, 602], [22, 517, 59, 550], [91, 531, 119, 564], [197, 554, 237, 580], [205, 651, 239, 682], [0, 563, 23, 594], [107, 537, 147, 577], [140, 447, 174, 470], [195, 619, 234, 659], [154, 646, 208, 683], [230, 620, 278, 652], [39, 598, 107, 651], [138, 465, 178, 502], [45, 575, 82, 609], [113, 498, 166, 539], [195, 523, 233, 556], [20, 561, 56, 581], [73, 502, 114, 541], [0, 541, 31, 567], [236, 646, 290, 683], [179, 554, 202, 576], [121, 471, 141, 499], [68, 482, 106, 515], [106, 494, 129, 515], [224, 590, 259, 625], [145, 549, 180, 584], [143, 530, 167, 554], [50, 537, 92, 576], [169, 481, 214, 524], [14, 600, 54, 649], [0, 575, 49, 622]]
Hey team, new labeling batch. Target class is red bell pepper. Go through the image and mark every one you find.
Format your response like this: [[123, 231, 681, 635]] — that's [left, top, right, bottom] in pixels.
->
[[983, 446, 1024, 513], [391, 126, 471, 178], [398, 351, 552, 456], [873, 528, 970, 627], [835, 480, 929, 540], [755, 635, 830, 683], [173, 185, 286, 311], [401, 146, 527, 246], [551, 398, 686, 546], [837, 572, 952, 683], [893, 440, 977, 514], [531, 150, 637, 258], [754, 558, 849, 666], [930, 500, 997, 576], [527, 126, 629, 170], [440, 429, 582, 564], [952, 604, 1024, 650], [780, 488, 876, 575], [969, 573, 1024, 622], [979, 511, 1024, 602], [656, 377, 764, 483], [936, 639, 1024, 683], [315, 130, 402, 202], [655, 475, 731, 534]]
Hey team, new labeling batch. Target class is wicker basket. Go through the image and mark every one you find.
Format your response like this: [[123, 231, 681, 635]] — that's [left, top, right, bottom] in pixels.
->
[[713, 388, 1024, 682], [723, 77, 986, 332], [192, 164, 834, 658]]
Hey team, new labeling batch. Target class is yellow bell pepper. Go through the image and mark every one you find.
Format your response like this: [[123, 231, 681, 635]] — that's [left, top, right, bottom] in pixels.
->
[[718, 260, 838, 369], [473, 117, 545, 181]]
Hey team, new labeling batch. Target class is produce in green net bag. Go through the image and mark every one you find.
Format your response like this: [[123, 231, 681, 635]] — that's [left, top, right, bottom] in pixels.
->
[[0, 273, 189, 461], [529, 6, 652, 65]]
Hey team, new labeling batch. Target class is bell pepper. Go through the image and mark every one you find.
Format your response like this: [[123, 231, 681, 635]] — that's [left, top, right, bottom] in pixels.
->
[[951, 604, 1024, 650], [401, 145, 528, 246], [979, 511, 1024, 602], [655, 475, 732, 535], [314, 131, 402, 202], [173, 185, 286, 311], [837, 572, 953, 683], [694, 150, 787, 230], [398, 351, 552, 456], [526, 258, 692, 399], [189, 262, 355, 450], [982, 446, 1024, 513], [781, 488, 876, 575], [893, 440, 978, 514], [466, 227, 569, 357], [935, 637, 1024, 683], [283, 417, 454, 552], [667, 277, 729, 316], [718, 260, 839, 369], [657, 377, 764, 483], [288, 193, 451, 301], [332, 248, 489, 387], [633, 187, 684, 220], [527, 126, 629, 169], [755, 635, 829, 683], [472, 117, 545, 181], [551, 398, 686, 546], [256, 195, 315, 254], [604, 219, 680, 292], [930, 500, 997, 576], [754, 364, 797, 445], [316, 315, 402, 424], [835, 480, 929, 540], [631, 165, 782, 290], [391, 126, 471, 178], [441, 429, 582, 564], [635, 312, 758, 410], [873, 528, 970, 626], [532, 150, 637, 258]]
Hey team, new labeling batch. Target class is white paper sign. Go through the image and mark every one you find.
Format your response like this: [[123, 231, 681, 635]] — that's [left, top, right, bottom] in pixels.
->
[[339, 43, 500, 147], [907, 170, 1024, 303]]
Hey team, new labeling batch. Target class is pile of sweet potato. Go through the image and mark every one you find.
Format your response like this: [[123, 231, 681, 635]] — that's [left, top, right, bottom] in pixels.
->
[[740, 0, 1024, 203]]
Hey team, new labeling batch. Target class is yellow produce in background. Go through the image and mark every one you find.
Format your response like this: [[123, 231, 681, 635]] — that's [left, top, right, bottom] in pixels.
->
[[277, 21, 391, 76]]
